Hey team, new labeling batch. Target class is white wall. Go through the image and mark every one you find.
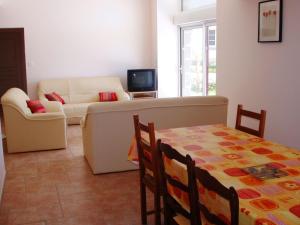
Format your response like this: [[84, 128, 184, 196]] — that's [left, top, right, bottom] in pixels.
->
[[217, 0, 300, 148], [0, 122, 5, 200], [156, 0, 181, 97], [0, 0, 154, 98]]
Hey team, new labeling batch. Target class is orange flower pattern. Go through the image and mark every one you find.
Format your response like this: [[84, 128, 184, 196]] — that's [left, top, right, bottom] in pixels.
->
[[128, 124, 300, 225]]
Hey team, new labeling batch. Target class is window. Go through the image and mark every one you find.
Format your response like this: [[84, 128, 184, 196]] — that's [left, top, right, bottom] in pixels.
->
[[180, 22, 217, 96], [208, 29, 216, 46]]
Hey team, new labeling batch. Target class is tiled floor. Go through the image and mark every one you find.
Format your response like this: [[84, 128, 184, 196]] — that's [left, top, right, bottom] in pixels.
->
[[0, 125, 155, 225]]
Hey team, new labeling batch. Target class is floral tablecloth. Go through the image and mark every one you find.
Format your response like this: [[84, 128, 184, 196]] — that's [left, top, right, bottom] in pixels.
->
[[128, 124, 300, 225]]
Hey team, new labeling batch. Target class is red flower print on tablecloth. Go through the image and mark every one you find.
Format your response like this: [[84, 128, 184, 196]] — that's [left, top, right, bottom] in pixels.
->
[[250, 198, 278, 211], [202, 164, 215, 171], [277, 181, 300, 191], [194, 151, 212, 157], [224, 168, 249, 177], [289, 205, 300, 218], [255, 185, 284, 196], [228, 145, 245, 151], [237, 188, 261, 199], [266, 162, 286, 169], [252, 147, 273, 155], [267, 154, 288, 161], [240, 176, 264, 186], [183, 145, 202, 151], [223, 135, 240, 141], [255, 218, 276, 225], [248, 137, 264, 143], [284, 168, 300, 176], [194, 158, 206, 165], [213, 131, 229, 136], [223, 154, 242, 160]]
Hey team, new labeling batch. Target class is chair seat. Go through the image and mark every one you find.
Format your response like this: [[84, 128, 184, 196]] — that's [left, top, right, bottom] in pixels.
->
[[174, 215, 190, 225]]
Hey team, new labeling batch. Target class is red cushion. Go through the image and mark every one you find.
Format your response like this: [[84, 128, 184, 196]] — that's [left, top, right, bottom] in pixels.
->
[[99, 92, 118, 102], [45, 92, 65, 104], [26, 100, 46, 113]]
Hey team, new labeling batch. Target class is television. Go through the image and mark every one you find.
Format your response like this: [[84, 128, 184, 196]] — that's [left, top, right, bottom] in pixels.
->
[[127, 69, 157, 92]]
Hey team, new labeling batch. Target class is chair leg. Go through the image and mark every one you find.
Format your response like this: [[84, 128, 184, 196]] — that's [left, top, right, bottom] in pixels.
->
[[140, 182, 147, 225], [154, 193, 161, 225]]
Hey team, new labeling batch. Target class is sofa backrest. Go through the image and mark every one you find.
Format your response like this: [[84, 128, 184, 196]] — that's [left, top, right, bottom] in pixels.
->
[[86, 96, 228, 129], [83, 96, 228, 174], [38, 76, 125, 104], [1, 88, 31, 115]]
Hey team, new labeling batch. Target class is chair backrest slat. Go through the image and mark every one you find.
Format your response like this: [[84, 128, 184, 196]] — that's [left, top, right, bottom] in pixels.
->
[[188, 165, 239, 225], [235, 104, 266, 138], [142, 158, 154, 171], [157, 140, 200, 225], [133, 114, 159, 180], [165, 174, 189, 193]]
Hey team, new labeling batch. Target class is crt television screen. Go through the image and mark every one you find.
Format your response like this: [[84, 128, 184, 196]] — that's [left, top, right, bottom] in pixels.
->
[[128, 69, 156, 92]]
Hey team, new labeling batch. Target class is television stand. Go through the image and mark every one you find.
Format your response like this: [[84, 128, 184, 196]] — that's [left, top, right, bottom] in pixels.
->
[[128, 91, 158, 100]]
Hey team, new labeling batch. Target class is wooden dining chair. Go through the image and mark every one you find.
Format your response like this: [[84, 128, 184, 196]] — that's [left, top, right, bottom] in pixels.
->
[[157, 140, 199, 225], [235, 104, 267, 138], [187, 162, 239, 225], [133, 115, 161, 225]]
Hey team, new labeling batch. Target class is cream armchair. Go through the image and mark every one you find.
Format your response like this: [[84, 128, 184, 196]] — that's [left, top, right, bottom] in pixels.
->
[[1, 88, 67, 153]]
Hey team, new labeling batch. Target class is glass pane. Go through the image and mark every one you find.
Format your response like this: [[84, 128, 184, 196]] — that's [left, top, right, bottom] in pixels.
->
[[182, 0, 216, 11], [208, 25, 216, 96], [181, 27, 204, 96]]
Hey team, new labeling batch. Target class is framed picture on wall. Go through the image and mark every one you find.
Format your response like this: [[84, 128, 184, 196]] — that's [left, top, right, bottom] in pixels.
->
[[258, 0, 283, 43]]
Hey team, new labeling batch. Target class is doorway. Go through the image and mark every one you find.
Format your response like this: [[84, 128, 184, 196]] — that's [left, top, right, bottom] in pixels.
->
[[0, 28, 27, 99]]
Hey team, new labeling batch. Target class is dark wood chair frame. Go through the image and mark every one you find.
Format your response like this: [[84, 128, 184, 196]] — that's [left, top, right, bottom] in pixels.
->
[[157, 140, 199, 225], [187, 162, 239, 225], [133, 115, 161, 225], [235, 104, 267, 138]]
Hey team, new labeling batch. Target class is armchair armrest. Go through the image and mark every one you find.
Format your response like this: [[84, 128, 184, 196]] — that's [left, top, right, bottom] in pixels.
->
[[26, 112, 66, 121]]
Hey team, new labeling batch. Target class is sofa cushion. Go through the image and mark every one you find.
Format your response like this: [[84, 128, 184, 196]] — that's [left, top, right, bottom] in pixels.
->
[[45, 92, 65, 104], [63, 103, 93, 119], [99, 92, 118, 102], [26, 100, 46, 113]]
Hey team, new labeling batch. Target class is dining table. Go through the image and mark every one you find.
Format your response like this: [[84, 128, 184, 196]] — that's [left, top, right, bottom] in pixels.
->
[[128, 124, 300, 225]]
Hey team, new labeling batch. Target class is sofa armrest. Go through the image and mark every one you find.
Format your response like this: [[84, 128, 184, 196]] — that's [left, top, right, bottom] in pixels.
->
[[80, 116, 87, 128], [117, 91, 130, 101], [42, 101, 63, 113]]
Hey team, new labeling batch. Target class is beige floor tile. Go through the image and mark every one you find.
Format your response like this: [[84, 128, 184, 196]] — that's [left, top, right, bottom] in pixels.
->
[[0, 125, 148, 225]]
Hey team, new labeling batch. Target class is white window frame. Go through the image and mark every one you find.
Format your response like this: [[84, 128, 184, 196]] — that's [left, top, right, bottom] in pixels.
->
[[179, 20, 216, 97]]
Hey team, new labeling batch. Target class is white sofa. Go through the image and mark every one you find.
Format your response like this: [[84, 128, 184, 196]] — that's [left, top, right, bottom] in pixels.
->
[[81, 96, 228, 174], [38, 76, 130, 124], [1, 88, 67, 153]]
